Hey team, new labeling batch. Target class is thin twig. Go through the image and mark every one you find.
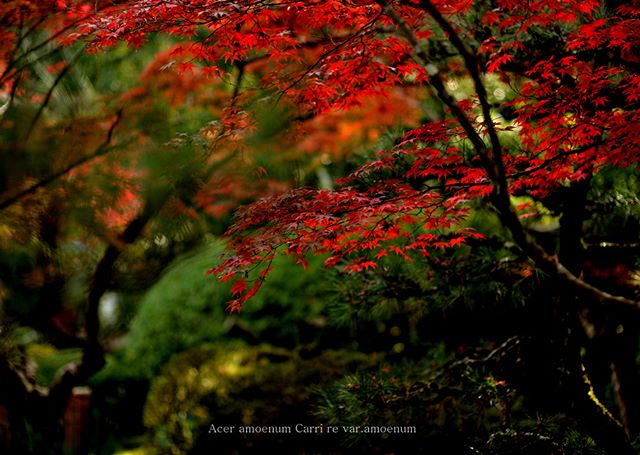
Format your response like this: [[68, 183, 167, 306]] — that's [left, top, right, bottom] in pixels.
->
[[25, 45, 86, 138]]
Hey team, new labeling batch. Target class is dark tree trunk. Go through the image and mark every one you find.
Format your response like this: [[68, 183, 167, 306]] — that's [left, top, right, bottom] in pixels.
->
[[554, 179, 636, 453]]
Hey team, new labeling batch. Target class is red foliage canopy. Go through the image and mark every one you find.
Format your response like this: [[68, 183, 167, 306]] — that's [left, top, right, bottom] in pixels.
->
[[69, 0, 640, 311]]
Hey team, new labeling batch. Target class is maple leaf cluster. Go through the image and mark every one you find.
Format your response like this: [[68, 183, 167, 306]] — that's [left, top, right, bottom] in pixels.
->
[[0, 1, 99, 91]]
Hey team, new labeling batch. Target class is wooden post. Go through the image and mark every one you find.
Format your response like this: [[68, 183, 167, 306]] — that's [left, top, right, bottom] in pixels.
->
[[63, 386, 91, 455]]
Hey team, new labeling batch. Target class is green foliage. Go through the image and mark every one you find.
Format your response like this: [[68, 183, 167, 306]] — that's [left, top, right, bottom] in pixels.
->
[[313, 347, 607, 454], [143, 342, 374, 454], [89, 358, 151, 454], [82, 237, 337, 454], [313, 353, 509, 451], [26, 344, 82, 386], [327, 234, 542, 353], [0, 245, 40, 319], [0, 322, 25, 373], [118, 241, 228, 378], [120, 240, 330, 379], [2, 4, 640, 455], [587, 167, 640, 243]]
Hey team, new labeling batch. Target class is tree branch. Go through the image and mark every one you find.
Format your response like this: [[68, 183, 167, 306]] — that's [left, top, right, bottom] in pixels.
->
[[47, 185, 174, 411], [383, 0, 640, 311], [417, 0, 507, 188], [377, 1, 498, 182], [25, 45, 86, 139], [0, 109, 124, 211]]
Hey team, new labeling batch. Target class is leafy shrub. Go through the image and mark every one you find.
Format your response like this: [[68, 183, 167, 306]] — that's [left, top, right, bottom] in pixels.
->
[[143, 343, 374, 454], [121, 240, 331, 379]]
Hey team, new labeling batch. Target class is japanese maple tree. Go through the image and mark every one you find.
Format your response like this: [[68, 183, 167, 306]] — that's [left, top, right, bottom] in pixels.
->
[[88, 0, 640, 440], [78, 0, 640, 310], [5, 0, 640, 451], [80, 0, 640, 441]]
